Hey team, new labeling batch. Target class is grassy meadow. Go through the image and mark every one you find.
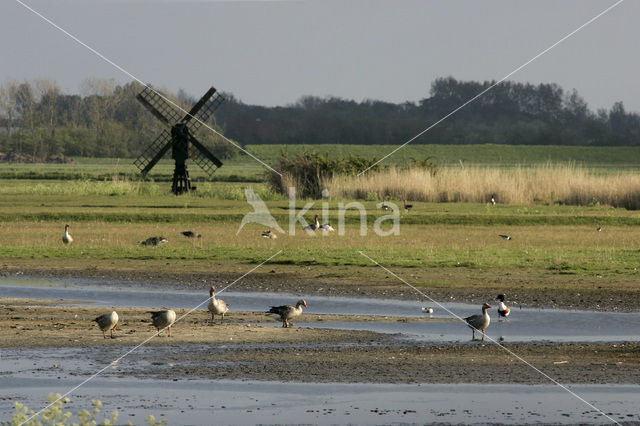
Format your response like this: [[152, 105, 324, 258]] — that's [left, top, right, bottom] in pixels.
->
[[1, 146, 640, 301]]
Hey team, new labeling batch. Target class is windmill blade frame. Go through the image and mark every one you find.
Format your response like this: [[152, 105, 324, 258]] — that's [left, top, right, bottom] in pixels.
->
[[189, 134, 223, 177], [133, 129, 173, 175], [136, 86, 184, 126], [184, 88, 225, 134]]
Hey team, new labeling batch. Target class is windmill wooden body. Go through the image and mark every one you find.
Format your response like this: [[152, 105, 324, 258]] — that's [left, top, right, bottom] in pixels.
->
[[134, 85, 224, 194]]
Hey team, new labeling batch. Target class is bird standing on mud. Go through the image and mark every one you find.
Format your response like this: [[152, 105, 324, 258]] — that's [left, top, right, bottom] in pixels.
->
[[267, 299, 307, 327], [94, 311, 118, 339], [464, 303, 491, 342], [148, 309, 177, 337], [208, 285, 229, 323]]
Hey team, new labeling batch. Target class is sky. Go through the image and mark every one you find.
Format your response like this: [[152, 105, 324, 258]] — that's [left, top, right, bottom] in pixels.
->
[[1, 0, 638, 112]]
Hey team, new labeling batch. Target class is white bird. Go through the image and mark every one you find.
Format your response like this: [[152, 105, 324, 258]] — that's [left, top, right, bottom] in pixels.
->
[[267, 299, 307, 328], [94, 311, 118, 339], [496, 294, 510, 321], [303, 215, 319, 231], [148, 309, 177, 337], [490, 195, 496, 205], [261, 229, 278, 239], [422, 307, 434, 315], [464, 303, 492, 342], [208, 285, 229, 323], [318, 222, 335, 232], [62, 224, 73, 245]]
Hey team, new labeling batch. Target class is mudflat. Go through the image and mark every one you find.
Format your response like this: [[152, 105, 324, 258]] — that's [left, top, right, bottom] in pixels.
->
[[2, 298, 638, 385]]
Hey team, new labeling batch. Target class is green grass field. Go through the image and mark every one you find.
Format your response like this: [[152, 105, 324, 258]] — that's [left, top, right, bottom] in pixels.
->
[[1, 147, 639, 299]]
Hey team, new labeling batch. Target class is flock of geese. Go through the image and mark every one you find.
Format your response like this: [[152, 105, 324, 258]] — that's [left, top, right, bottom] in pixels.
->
[[93, 287, 510, 342], [69, 199, 518, 342], [93, 285, 309, 339]]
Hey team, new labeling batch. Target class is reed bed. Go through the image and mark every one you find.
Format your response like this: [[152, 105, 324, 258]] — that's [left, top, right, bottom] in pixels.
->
[[328, 164, 640, 209]]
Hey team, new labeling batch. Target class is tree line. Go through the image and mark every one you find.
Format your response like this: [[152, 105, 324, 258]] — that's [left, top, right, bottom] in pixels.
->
[[1, 76, 639, 160]]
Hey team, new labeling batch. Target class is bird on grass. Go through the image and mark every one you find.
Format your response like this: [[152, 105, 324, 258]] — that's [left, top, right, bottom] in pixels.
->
[[303, 215, 320, 231], [596, 226, 602, 232], [490, 195, 496, 205], [496, 294, 510, 321], [181, 231, 201, 238], [141, 236, 168, 246], [464, 303, 491, 342], [318, 222, 335, 232], [62, 224, 73, 245], [499, 234, 511, 241], [148, 309, 177, 337], [267, 299, 307, 328], [261, 229, 278, 239], [94, 311, 118, 339], [208, 285, 229, 323], [380, 202, 390, 211], [403, 201, 413, 212]]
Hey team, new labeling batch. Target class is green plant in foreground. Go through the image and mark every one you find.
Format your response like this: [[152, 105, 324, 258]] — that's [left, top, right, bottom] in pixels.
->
[[5, 393, 166, 426]]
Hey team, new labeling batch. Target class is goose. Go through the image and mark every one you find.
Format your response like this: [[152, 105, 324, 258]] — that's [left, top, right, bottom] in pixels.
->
[[596, 226, 602, 232], [267, 299, 307, 328], [94, 311, 118, 339], [403, 201, 413, 212], [498, 234, 511, 240], [318, 222, 335, 232], [148, 309, 177, 337], [181, 231, 201, 238], [261, 229, 278, 239], [208, 285, 229, 323], [490, 195, 496, 205], [62, 224, 73, 245], [380, 202, 390, 211], [141, 236, 168, 246], [303, 215, 319, 231], [464, 303, 491, 342], [496, 294, 510, 321]]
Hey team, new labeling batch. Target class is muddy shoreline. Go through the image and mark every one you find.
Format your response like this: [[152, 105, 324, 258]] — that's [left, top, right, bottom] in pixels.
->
[[2, 298, 639, 385]]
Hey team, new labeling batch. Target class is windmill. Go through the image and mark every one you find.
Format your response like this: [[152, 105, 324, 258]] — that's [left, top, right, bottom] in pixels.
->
[[134, 85, 225, 194]]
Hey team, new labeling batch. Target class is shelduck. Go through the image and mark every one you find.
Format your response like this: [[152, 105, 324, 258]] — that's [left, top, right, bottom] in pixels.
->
[[181, 231, 201, 238], [422, 307, 434, 315], [62, 224, 73, 245], [148, 309, 177, 337], [303, 215, 319, 231], [94, 311, 118, 339], [208, 285, 229, 323], [318, 223, 335, 232], [261, 229, 277, 239], [141, 236, 168, 246], [496, 294, 510, 321], [464, 303, 491, 342], [267, 299, 307, 328], [498, 234, 511, 241]]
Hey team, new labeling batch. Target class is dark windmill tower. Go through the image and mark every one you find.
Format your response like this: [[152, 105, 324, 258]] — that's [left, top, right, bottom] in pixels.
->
[[134, 85, 225, 194]]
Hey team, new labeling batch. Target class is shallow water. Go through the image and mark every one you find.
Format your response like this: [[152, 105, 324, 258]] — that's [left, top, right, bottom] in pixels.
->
[[2, 275, 639, 343], [2, 374, 638, 425]]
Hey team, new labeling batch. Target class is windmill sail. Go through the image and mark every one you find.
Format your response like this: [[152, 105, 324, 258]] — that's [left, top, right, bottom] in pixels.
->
[[133, 129, 172, 175], [136, 86, 183, 125]]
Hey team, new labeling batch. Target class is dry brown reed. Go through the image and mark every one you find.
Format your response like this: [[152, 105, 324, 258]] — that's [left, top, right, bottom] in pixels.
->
[[328, 163, 640, 208]]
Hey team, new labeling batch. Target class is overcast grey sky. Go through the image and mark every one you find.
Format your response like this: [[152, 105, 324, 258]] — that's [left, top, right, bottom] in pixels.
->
[[2, 0, 637, 112]]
